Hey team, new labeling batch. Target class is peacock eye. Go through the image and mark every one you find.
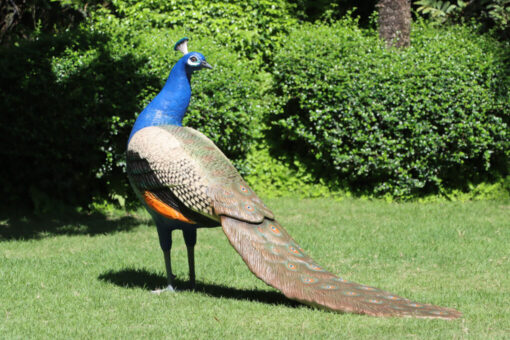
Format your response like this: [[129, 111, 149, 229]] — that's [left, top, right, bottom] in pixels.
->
[[187, 55, 200, 67]]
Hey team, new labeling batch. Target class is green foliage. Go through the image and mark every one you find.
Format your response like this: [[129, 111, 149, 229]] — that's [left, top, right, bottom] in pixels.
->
[[436, 176, 510, 201], [485, 0, 510, 33], [415, 0, 467, 23], [108, 23, 270, 166], [0, 18, 266, 207], [0, 0, 88, 44], [268, 21, 509, 197], [244, 146, 340, 198], [0, 28, 153, 207], [2, 0, 509, 208], [414, 0, 510, 38], [97, 0, 297, 65], [289, 0, 378, 27]]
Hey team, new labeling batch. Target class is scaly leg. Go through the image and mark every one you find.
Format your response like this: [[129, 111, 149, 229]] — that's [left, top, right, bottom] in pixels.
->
[[161, 250, 176, 291], [153, 225, 176, 293], [183, 228, 197, 290]]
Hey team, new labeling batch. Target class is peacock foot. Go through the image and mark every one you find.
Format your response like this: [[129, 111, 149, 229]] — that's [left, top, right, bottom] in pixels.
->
[[151, 285, 176, 294]]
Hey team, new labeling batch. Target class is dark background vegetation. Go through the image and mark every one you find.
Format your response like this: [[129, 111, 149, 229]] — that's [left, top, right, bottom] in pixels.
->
[[1, 0, 508, 210]]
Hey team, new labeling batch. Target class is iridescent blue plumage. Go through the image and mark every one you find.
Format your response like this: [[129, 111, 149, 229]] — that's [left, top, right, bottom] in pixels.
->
[[128, 51, 211, 143]]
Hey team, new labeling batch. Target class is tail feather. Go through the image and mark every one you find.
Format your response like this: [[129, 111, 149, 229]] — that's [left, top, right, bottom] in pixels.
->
[[221, 216, 461, 319]]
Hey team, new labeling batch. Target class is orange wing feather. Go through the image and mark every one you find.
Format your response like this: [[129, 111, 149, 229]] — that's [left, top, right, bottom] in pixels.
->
[[143, 191, 195, 224]]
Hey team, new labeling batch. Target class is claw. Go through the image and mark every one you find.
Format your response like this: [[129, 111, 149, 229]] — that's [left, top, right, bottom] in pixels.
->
[[151, 285, 176, 294]]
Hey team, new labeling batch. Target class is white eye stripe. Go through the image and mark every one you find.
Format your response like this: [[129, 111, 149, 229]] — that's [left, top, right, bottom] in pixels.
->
[[187, 56, 200, 66]]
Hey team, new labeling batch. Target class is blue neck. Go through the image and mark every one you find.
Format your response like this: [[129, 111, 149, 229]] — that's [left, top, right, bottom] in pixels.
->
[[128, 56, 192, 143]]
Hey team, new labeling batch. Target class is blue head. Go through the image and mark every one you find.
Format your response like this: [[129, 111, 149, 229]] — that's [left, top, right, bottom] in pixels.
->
[[128, 38, 212, 143], [180, 52, 213, 76], [173, 37, 212, 77]]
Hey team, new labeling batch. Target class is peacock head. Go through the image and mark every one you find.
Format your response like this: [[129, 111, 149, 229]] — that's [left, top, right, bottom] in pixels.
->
[[174, 37, 212, 73]]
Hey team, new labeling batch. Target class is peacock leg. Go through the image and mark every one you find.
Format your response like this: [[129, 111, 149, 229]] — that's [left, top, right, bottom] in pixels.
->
[[152, 224, 176, 293], [183, 228, 197, 290], [162, 250, 176, 290]]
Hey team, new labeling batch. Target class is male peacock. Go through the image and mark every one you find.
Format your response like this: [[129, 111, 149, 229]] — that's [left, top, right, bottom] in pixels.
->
[[126, 38, 461, 319]]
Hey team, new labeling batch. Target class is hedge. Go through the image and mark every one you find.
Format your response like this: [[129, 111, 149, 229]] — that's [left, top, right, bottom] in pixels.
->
[[99, 0, 296, 64], [2, 8, 508, 209], [268, 20, 509, 197], [0, 19, 267, 208]]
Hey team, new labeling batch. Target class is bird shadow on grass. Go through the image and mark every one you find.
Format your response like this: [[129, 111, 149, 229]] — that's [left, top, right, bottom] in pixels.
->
[[0, 209, 148, 241], [98, 268, 301, 309]]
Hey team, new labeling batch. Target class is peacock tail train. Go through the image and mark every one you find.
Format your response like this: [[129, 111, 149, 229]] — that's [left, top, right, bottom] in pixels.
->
[[127, 125, 461, 319], [222, 217, 461, 319]]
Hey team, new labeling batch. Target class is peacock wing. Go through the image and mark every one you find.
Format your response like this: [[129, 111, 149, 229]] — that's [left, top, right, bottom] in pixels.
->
[[127, 125, 274, 223], [221, 216, 462, 319]]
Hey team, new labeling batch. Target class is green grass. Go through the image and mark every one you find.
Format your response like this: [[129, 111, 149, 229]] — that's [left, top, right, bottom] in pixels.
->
[[1, 198, 509, 339]]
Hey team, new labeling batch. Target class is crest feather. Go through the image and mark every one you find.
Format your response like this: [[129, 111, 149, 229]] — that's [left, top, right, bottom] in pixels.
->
[[174, 37, 189, 55]]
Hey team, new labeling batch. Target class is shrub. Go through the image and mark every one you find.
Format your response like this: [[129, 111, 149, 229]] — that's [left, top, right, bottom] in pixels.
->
[[243, 146, 337, 198], [98, 0, 297, 64], [414, 0, 510, 40], [0, 20, 267, 207], [0, 29, 152, 207], [268, 20, 509, 197], [113, 24, 270, 165]]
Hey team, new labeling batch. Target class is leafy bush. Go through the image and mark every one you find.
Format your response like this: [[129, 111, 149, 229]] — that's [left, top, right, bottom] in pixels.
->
[[96, 0, 297, 64], [243, 146, 338, 198], [108, 23, 270, 165], [268, 21, 509, 197], [3, 2, 509, 209], [0, 19, 267, 207], [0, 29, 152, 207], [0, 0, 88, 44], [414, 0, 510, 39]]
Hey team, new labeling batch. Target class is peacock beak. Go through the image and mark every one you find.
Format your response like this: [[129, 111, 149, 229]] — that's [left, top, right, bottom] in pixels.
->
[[201, 61, 213, 69]]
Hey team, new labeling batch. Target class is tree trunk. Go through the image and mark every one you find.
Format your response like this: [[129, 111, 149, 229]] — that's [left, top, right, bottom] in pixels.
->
[[377, 0, 411, 48]]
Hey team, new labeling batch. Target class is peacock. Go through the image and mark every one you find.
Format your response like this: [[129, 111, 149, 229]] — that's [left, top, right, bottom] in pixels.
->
[[126, 38, 461, 319]]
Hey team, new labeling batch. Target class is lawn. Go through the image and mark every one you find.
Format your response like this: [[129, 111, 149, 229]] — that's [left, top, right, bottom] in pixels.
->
[[1, 198, 509, 339]]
